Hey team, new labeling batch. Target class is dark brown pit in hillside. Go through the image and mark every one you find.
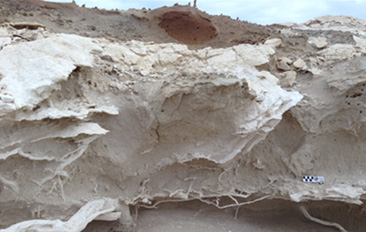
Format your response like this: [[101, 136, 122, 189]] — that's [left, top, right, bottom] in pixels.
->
[[159, 11, 217, 44]]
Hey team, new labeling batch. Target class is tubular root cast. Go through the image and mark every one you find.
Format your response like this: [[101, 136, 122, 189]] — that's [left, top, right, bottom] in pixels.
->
[[300, 205, 347, 232]]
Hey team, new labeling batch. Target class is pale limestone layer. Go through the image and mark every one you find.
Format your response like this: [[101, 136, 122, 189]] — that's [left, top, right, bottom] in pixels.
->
[[299, 15, 366, 36], [0, 15, 366, 231]]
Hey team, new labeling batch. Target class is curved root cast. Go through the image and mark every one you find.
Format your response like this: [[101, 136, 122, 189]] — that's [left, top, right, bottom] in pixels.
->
[[300, 205, 347, 232]]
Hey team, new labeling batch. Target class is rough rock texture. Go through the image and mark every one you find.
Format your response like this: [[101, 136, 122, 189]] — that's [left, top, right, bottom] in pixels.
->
[[1, 1, 366, 232]]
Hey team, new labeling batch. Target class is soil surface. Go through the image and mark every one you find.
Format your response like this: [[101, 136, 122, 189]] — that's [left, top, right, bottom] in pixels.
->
[[0, 0, 278, 49]]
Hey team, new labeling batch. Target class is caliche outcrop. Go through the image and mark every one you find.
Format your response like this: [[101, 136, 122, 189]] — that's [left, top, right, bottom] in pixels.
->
[[0, 13, 366, 232]]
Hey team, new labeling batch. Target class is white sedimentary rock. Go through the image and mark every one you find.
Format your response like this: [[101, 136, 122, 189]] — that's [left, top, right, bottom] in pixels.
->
[[280, 71, 297, 87], [318, 44, 359, 61], [1, 15, 366, 230], [293, 58, 306, 69], [299, 15, 366, 36], [277, 57, 293, 71], [308, 36, 328, 49], [0, 198, 120, 232], [0, 23, 303, 230], [264, 38, 282, 48]]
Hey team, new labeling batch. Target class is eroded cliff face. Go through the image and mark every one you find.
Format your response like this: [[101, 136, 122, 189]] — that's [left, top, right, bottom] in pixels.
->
[[1, 2, 366, 232]]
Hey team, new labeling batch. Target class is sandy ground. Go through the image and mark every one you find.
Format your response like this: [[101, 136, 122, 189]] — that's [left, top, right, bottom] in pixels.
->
[[84, 200, 366, 232], [0, 0, 277, 48]]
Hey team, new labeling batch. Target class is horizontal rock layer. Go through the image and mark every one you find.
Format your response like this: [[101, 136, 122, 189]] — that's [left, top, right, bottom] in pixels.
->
[[0, 9, 366, 232]]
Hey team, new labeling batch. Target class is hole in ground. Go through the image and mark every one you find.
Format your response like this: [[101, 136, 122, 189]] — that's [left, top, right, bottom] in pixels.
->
[[159, 11, 217, 44]]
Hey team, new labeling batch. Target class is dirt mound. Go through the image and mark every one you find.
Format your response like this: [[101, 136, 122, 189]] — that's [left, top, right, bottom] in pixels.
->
[[4, 0, 78, 11], [0, 0, 277, 49], [159, 11, 217, 44]]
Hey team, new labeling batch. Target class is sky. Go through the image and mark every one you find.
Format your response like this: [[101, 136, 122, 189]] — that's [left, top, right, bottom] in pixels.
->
[[46, 0, 366, 25]]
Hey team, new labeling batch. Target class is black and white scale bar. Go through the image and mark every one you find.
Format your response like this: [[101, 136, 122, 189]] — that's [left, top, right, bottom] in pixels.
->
[[302, 176, 325, 183]]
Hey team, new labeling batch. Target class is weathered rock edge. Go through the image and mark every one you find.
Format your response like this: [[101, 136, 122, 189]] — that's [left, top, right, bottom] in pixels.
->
[[0, 15, 366, 231]]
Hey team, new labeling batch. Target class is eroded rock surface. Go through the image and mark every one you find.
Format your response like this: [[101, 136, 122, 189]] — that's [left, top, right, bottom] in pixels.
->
[[0, 2, 366, 232]]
